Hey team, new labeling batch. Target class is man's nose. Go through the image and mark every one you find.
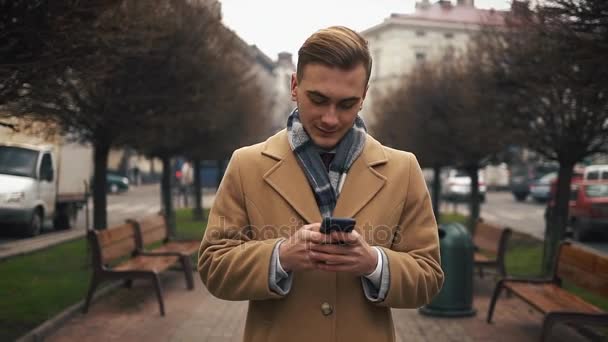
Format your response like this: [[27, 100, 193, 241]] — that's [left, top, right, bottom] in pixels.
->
[[321, 106, 339, 127]]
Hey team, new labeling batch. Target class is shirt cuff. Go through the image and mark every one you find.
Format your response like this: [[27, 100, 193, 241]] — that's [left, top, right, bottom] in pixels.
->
[[363, 247, 383, 287], [361, 247, 390, 302], [268, 239, 293, 296]]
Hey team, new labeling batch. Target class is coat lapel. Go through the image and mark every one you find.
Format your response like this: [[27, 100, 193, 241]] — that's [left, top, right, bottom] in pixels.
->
[[261, 130, 388, 223], [333, 135, 388, 218], [262, 130, 322, 224]]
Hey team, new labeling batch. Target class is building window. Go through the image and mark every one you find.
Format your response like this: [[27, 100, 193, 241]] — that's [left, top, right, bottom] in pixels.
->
[[415, 52, 426, 62], [444, 33, 454, 39], [416, 30, 426, 37]]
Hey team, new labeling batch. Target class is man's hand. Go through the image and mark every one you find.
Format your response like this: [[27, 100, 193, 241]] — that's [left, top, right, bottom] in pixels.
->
[[307, 230, 378, 276], [278, 223, 330, 272]]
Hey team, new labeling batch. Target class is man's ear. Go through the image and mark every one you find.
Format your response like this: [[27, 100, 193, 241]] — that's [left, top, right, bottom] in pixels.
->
[[290, 72, 298, 101]]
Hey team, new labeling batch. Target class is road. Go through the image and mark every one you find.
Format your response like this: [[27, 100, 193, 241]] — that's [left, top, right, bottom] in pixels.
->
[[2, 186, 606, 259], [442, 191, 608, 254], [0, 184, 215, 260]]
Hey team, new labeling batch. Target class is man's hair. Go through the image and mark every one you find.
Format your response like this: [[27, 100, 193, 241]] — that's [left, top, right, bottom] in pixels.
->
[[297, 26, 372, 84]]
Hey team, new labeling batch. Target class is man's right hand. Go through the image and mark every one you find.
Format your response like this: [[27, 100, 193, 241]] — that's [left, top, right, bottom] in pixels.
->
[[278, 223, 328, 272]]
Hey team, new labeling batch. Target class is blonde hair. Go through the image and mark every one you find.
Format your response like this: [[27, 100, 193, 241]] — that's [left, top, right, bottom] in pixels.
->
[[297, 26, 372, 84]]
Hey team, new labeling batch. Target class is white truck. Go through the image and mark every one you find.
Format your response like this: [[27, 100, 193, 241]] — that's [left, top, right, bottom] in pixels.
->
[[0, 126, 92, 236]]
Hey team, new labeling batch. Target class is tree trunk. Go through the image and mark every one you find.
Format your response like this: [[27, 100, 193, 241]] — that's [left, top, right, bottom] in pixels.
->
[[542, 161, 574, 275], [432, 164, 442, 221], [93, 142, 110, 230], [161, 156, 176, 237], [150, 158, 156, 182], [192, 159, 204, 221], [467, 164, 481, 233]]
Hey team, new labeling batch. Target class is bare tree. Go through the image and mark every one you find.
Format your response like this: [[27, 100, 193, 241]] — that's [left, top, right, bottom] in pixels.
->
[[373, 50, 511, 229], [6, 0, 229, 229], [481, 0, 608, 273], [0, 0, 119, 109]]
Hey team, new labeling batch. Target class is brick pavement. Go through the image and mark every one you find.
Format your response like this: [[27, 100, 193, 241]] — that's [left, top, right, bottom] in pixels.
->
[[45, 270, 589, 342]]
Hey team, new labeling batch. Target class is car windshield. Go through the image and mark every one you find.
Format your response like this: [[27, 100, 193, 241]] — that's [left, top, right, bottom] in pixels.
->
[[455, 170, 468, 177], [0, 146, 39, 178], [539, 172, 557, 184], [585, 184, 608, 198]]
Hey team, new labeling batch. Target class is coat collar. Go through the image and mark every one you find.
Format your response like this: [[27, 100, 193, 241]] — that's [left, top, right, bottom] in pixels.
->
[[261, 129, 388, 224]]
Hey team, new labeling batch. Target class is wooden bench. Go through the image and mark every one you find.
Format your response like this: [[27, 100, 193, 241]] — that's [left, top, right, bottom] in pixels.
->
[[128, 215, 200, 271], [84, 222, 194, 316], [473, 219, 512, 278], [487, 241, 608, 341]]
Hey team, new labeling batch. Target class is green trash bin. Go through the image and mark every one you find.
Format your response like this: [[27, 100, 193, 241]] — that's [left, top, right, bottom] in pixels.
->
[[419, 222, 476, 317]]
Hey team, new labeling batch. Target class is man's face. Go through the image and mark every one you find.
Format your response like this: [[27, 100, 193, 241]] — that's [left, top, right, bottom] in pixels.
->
[[291, 63, 368, 150]]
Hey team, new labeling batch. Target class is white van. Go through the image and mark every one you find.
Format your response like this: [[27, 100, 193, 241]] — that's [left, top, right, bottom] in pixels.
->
[[1, 124, 92, 236], [583, 165, 608, 181]]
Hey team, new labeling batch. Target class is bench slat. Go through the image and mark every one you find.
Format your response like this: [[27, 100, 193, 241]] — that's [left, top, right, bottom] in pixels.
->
[[557, 243, 608, 297], [102, 238, 137, 264], [154, 240, 200, 256], [505, 282, 604, 314], [473, 221, 504, 254], [114, 254, 179, 273], [97, 224, 135, 247], [474, 252, 492, 263]]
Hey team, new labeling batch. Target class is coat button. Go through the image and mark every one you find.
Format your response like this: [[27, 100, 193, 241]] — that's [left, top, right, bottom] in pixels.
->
[[321, 302, 333, 316]]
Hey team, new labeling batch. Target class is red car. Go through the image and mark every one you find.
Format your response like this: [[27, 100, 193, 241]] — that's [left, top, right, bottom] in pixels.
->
[[568, 180, 608, 241]]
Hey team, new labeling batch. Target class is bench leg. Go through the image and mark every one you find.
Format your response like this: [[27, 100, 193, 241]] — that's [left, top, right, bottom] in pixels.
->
[[151, 273, 165, 316], [83, 274, 100, 314], [486, 279, 505, 323], [180, 256, 195, 290]]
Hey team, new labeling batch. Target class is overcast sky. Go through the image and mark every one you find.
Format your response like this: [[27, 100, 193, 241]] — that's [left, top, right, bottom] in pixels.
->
[[220, 0, 512, 61]]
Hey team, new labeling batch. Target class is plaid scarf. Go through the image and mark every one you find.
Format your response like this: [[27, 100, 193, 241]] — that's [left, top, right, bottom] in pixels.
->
[[287, 108, 367, 218]]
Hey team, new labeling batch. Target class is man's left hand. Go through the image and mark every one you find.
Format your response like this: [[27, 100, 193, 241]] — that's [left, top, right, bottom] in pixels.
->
[[307, 230, 378, 276]]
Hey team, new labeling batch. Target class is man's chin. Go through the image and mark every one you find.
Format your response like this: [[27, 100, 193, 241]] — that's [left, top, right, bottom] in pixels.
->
[[311, 136, 339, 149]]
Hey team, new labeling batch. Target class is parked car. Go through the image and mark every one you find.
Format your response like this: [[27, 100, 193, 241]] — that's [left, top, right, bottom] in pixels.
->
[[441, 169, 486, 202], [568, 180, 608, 241], [107, 173, 129, 193], [529, 172, 557, 203], [584, 164, 608, 181], [509, 162, 559, 202]]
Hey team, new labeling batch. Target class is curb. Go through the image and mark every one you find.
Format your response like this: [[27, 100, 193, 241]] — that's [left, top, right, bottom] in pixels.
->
[[15, 281, 122, 342], [0, 231, 86, 262]]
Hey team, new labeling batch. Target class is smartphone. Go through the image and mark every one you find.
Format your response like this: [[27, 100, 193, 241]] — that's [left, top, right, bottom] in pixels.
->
[[320, 217, 356, 234]]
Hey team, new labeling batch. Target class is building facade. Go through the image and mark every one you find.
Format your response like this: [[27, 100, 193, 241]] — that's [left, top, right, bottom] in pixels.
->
[[361, 0, 505, 125]]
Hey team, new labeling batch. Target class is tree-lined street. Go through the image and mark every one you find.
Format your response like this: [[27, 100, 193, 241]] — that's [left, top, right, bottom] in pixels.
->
[[0, 185, 215, 260], [443, 192, 608, 254]]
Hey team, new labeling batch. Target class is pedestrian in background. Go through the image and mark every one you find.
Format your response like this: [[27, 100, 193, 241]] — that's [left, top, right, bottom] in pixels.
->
[[198, 26, 443, 342]]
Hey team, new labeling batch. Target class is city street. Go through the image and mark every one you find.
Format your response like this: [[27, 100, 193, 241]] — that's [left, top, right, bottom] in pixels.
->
[[443, 191, 608, 254], [0, 184, 216, 260], [2, 186, 607, 259]]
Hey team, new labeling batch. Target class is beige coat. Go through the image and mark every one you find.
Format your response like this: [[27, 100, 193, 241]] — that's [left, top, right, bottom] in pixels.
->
[[198, 129, 443, 342]]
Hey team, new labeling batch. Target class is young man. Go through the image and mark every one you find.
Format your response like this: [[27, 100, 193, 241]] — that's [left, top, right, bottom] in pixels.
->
[[198, 26, 443, 342]]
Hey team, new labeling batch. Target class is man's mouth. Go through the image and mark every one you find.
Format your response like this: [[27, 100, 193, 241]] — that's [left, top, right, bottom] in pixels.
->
[[317, 127, 338, 134]]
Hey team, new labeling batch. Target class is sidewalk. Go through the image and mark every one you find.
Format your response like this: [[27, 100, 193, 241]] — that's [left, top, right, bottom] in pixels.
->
[[44, 271, 588, 342]]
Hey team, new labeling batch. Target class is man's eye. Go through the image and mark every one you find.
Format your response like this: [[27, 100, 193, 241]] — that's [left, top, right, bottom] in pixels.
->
[[339, 102, 357, 110], [310, 96, 326, 105]]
